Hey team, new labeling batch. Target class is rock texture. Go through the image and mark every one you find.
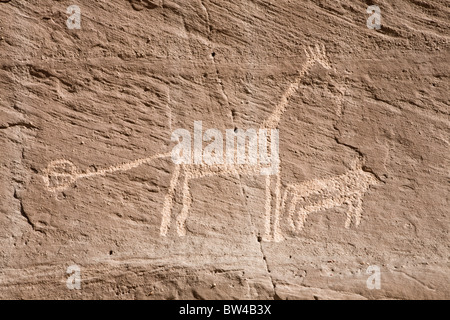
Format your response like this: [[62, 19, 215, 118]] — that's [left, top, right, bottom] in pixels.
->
[[0, 0, 449, 299]]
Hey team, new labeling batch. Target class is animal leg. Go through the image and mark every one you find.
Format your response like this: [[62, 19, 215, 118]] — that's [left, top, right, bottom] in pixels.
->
[[347, 194, 363, 228], [296, 196, 341, 232], [262, 175, 273, 241], [295, 205, 309, 232], [354, 195, 363, 226], [287, 194, 299, 232], [272, 172, 284, 242], [160, 164, 181, 236], [176, 172, 192, 236], [344, 194, 360, 228]]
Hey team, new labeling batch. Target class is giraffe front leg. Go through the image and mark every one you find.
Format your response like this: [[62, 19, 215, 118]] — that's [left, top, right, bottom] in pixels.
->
[[160, 164, 181, 236], [272, 172, 284, 242], [176, 172, 192, 237], [262, 175, 273, 242], [279, 186, 292, 235]]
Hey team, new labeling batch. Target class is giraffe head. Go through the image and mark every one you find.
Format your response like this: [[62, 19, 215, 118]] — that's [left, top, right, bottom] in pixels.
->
[[304, 43, 332, 70]]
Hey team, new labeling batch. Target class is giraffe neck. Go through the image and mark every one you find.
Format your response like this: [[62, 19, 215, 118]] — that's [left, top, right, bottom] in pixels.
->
[[260, 60, 313, 131]]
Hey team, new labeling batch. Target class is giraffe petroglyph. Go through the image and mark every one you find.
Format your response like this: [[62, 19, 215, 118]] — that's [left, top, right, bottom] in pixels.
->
[[160, 44, 332, 241]]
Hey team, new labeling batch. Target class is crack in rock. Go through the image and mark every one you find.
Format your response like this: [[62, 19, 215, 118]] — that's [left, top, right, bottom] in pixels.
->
[[13, 188, 41, 233]]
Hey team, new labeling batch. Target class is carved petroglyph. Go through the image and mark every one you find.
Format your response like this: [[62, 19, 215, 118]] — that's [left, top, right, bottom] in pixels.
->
[[280, 159, 379, 232], [262, 44, 332, 131], [160, 162, 276, 238], [260, 44, 332, 242], [42, 44, 377, 241], [43, 153, 172, 192], [161, 44, 332, 241]]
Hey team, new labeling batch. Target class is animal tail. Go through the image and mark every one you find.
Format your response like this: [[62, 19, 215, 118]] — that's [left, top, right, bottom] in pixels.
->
[[43, 152, 172, 192]]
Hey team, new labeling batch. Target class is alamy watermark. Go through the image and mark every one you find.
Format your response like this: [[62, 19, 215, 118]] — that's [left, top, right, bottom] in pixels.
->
[[366, 265, 381, 290], [66, 5, 81, 30], [66, 264, 81, 290], [63, 4, 381, 31], [170, 121, 280, 175], [367, 5, 381, 30]]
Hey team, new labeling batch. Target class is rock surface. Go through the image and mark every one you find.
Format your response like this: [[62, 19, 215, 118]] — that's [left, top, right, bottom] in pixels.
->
[[0, 0, 448, 299]]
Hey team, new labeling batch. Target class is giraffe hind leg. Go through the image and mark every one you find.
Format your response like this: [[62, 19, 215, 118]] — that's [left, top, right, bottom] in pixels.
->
[[262, 176, 273, 242]]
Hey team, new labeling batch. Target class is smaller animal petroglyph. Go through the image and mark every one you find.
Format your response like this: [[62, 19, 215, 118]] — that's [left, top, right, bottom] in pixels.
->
[[280, 159, 379, 233], [43, 153, 171, 192]]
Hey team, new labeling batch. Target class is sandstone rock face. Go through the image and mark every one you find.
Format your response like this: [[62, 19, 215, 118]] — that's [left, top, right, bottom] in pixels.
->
[[0, 0, 448, 299]]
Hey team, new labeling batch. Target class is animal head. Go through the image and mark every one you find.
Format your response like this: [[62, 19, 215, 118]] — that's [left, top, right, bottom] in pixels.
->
[[304, 43, 333, 70], [348, 157, 380, 187], [350, 156, 364, 171], [42, 159, 78, 192]]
